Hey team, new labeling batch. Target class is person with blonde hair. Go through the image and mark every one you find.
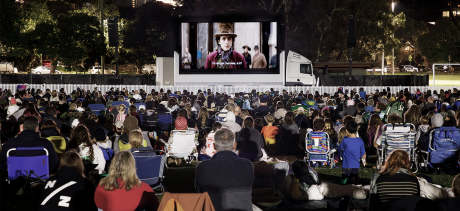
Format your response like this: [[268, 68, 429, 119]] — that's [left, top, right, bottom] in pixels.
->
[[129, 129, 153, 151], [94, 151, 160, 211], [116, 104, 126, 122], [39, 151, 98, 211]]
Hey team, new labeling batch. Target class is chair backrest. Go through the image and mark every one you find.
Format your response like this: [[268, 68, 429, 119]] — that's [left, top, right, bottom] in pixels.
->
[[382, 124, 415, 150], [111, 101, 129, 109], [132, 150, 165, 186], [215, 111, 227, 122], [77, 98, 85, 102], [169, 130, 197, 154], [88, 104, 106, 115], [7, 147, 49, 181], [306, 132, 330, 153], [45, 136, 67, 154]]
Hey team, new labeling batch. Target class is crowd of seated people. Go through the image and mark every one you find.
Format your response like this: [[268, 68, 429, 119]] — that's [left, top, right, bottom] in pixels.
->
[[0, 86, 460, 210]]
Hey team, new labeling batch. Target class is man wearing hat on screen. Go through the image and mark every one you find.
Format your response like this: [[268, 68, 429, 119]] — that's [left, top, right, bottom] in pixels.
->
[[252, 45, 267, 69], [269, 46, 277, 69], [242, 45, 252, 68], [205, 23, 247, 69]]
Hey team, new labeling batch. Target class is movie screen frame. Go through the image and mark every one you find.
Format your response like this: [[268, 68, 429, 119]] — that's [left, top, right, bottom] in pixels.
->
[[179, 16, 280, 74]]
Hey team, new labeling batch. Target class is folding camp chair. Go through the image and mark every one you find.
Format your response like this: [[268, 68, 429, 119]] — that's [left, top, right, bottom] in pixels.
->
[[161, 130, 198, 167], [111, 101, 129, 114], [7, 147, 50, 183], [419, 126, 460, 171], [45, 136, 67, 158], [135, 103, 146, 111], [88, 104, 106, 115], [132, 149, 166, 195], [377, 124, 417, 172], [304, 131, 335, 168]]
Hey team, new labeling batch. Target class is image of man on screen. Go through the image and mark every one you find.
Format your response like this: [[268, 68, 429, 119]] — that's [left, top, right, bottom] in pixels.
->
[[182, 46, 192, 69], [205, 23, 247, 69], [252, 45, 267, 69]]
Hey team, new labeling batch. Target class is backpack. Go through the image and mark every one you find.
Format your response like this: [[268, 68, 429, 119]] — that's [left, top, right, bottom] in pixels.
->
[[99, 147, 114, 161], [236, 99, 244, 107], [384, 101, 404, 119]]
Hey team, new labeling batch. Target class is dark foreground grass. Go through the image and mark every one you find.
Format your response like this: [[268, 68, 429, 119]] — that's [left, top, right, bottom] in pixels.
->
[[1, 158, 456, 211]]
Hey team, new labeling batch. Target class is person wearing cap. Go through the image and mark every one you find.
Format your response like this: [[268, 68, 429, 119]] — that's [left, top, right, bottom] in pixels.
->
[[242, 45, 252, 68], [242, 94, 253, 110], [253, 95, 272, 116], [252, 45, 267, 69], [7, 97, 19, 118], [269, 46, 277, 69], [205, 23, 247, 69], [339, 100, 358, 119]]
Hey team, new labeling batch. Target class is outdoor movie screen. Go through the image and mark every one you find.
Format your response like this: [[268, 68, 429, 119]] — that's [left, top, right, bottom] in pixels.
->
[[180, 21, 278, 74]]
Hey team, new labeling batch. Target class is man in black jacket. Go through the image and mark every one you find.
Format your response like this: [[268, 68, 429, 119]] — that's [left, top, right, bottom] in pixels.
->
[[1, 116, 59, 173], [195, 128, 254, 211]]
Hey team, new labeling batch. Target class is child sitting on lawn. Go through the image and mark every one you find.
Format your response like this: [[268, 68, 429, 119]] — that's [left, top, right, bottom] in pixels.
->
[[261, 114, 279, 147], [338, 121, 366, 184]]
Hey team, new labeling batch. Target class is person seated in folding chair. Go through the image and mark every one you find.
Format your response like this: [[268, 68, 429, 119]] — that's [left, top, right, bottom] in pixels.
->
[[129, 130, 154, 152], [39, 150, 98, 211], [114, 117, 152, 155], [199, 122, 222, 161], [195, 128, 256, 211], [161, 116, 198, 165], [95, 151, 160, 211], [306, 118, 333, 167], [261, 114, 279, 148], [1, 116, 59, 173]]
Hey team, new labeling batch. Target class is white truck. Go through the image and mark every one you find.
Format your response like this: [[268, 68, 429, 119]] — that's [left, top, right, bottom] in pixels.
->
[[155, 50, 317, 86]]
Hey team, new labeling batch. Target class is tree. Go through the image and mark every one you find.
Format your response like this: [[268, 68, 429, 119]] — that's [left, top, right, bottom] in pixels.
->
[[33, 14, 105, 74], [396, 17, 429, 68], [122, 2, 176, 74], [419, 19, 460, 65]]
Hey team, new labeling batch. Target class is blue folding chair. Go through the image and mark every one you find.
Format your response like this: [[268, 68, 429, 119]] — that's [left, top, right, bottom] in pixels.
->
[[77, 98, 85, 102], [7, 147, 50, 183], [157, 113, 173, 131], [139, 114, 144, 124], [88, 104, 106, 115], [112, 101, 129, 114], [135, 103, 146, 111], [132, 149, 166, 195]]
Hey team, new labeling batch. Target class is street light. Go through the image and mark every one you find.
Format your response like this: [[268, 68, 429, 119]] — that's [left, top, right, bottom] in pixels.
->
[[391, 1, 395, 75]]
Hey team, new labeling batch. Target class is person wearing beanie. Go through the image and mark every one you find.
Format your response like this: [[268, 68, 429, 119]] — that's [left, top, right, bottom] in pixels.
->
[[174, 116, 188, 130], [253, 95, 272, 116], [113, 116, 152, 154], [141, 101, 158, 132], [7, 97, 19, 118], [95, 128, 112, 149]]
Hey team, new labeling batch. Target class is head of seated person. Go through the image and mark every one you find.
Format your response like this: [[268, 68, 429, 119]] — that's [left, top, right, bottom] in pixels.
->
[[129, 129, 147, 150], [387, 113, 403, 125], [313, 118, 325, 132]]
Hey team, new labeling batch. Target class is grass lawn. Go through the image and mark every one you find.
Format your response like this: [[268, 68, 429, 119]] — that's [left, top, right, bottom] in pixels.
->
[[389, 71, 460, 86]]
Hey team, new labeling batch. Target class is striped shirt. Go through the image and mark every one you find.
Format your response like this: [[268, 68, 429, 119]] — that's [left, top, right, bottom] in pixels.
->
[[374, 173, 420, 204]]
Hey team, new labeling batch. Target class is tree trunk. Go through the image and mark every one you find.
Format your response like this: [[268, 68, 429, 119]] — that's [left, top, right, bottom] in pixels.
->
[[136, 61, 143, 74], [50, 59, 57, 74]]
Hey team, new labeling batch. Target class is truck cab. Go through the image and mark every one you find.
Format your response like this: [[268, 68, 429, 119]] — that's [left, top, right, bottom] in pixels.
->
[[285, 51, 316, 86]]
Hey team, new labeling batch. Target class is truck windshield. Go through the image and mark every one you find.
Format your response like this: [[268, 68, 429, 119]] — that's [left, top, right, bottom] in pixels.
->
[[300, 64, 312, 74]]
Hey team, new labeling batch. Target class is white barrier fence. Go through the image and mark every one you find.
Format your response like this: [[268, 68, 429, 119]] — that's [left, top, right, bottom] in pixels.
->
[[3, 84, 459, 95]]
